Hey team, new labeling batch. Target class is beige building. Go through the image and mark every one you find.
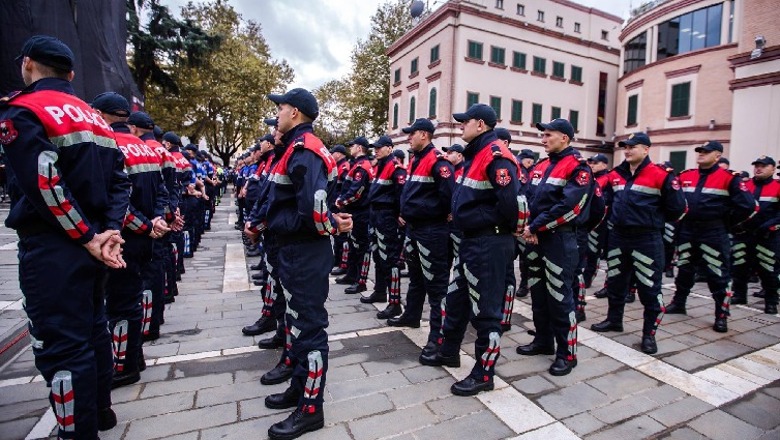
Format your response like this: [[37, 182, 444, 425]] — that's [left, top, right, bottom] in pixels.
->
[[615, 0, 780, 173], [386, 0, 623, 160]]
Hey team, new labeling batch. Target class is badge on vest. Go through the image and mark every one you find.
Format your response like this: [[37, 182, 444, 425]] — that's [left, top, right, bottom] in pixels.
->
[[671, 178, 681, 191], [438, 166, 451, 179], [496, 168, 511, 186], [575, 170, 590, 186], [0, 120, 18, 145]]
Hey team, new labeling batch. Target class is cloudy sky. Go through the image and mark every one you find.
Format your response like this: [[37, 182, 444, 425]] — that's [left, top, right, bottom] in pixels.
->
[[166, 0, 632, 90]]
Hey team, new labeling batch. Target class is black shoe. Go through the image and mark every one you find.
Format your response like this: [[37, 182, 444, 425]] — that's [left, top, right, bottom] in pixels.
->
[[641, 335, 657, 354], [330, 267, 347, 276], [593, 287, 608, 299], [164, 296, 175, 304], [142, 331, 160, 342], [420, 352, 460, 368], [376, 303, 402, 319], [252, 272, 264, 280], [111, 370, 141, 389], [713, 317, 728, 333], [258, 333, 285, 349], [749, 274, 760, 283], [419, 341, 439, 359], [731, 297, 747, 305], [695, 273, 707, 283], [576, 309, 586, 323], [625, 292, 636, 303], [264, 386, 300, 410], [261, 362, 294, 385], [766, 304, 778, 315], [360, 290, 387, 303], [344, 283, 367, 294], [387, 315, 420, 328], [549, 358, 577, 376], [242, 316, 276, 336], [590, 320, 623, 333], [250, 263, 264, 271], [175, 274, 182, 281], [665, 301, 687, 315], [97, 408, 117, 431], [665, 268, 675, 278], [516, 287, 529, 298], [516, 343, 555, 356], [451, 376, 494, 396], [268, 408, 324, 440], [501, 322, 512, 332], [753, 289, 766, 298], [335, 275, 355, 285]]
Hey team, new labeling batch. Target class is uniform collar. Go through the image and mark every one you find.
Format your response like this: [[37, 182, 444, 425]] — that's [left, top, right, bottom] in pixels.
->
[[280, 122, 313, 147], [698, 163, 719, 174], [110, 121, 131, 133], [548, 146, 575, 161], [21, 77, 75, 95], [412, 143, 435, 159], [753, 175, 772, 185], [616, 156, 651, 175], [139, 132, 155, 142], [464, 130, 498, 159]]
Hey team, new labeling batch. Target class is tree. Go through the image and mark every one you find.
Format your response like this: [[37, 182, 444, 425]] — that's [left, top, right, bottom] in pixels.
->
[[313, 79, 351, 146], [144, 0, 293, 166]]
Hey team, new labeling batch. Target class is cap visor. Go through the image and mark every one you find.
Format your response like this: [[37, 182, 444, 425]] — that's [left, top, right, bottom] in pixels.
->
[[267, 94, 285, 105], [535, 122, 551, 132], [452, 113, 469, 122], [401, 127, 414, 133]]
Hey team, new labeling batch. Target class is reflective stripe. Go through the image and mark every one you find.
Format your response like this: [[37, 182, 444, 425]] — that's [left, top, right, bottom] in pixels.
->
[[125, 162, 161, 175], [546, 177, 567, 187], [409, 175, 434, 183], [695, 187, 729, 196], [759, 196, 780, 202], [50, 130, 117, 149], [269, 173, 292, 185], [461, 177, 493, 190], [630, 184, 661, 195], [375, 178, 393, 186], [612, 184, 625, 191]]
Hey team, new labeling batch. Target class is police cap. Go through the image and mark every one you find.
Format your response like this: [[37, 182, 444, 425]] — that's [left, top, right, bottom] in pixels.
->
[[91, 92, 130, 117], [536, 118, 575, 140], [330, 144, 347, 155], [371, 135, 394, 148], [619, 132, 651, 148], [128, 112, 155, 130], [16, 35, 74, 72], [163, 131, 182, 146], [518, 149, 535, 160], [267, 88, 319, 120], [751, 156, 776, 166], [695, 141, 723, 153], [443, 144, 464, 153], [453, 104, 497, 128], [494, 127, 512, 143]]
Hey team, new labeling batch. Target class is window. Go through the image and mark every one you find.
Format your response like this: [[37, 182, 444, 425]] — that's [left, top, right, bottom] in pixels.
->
[[430, 45, 440, 64], [669, 151, 687, 173], [670, 82, 691, 117], [409, 96, 416, 123], [393, 103, 399, 129], [490, 46, 506, 65], [495, 0, 504, 9], [537, 10, 545, 22], [551, 106, 561, 120], [468, 41, 483, 60], [512, 51, 526, 69], [623, 31, 647, 74], [657, 4, 722, 60], [533, 56, 546, 74], [574, 22, 581, 33], [394, 68, 401, 84], [516, 4, 525, 16], [429, 88, 437, 117], [569, 110, 579, 132], [490, 96, 502, 120], [597, 72, 608, 136], [571, 65, 582, 83], [601, 30, 609, 40], [467, 92, 479, 108], [556, 16, 563, 27], [411, 57, 419, 75], [552, 61, 565, 78], [532, 103, 543, 124], [511, 100, 523, 122], [627, 95, 638, 126]]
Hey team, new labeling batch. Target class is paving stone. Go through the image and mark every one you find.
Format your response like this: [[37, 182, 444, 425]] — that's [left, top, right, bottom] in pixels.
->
[[327, 363, 368, 384], [723, 392, 780, 430], [536, 382, 609, 419], [328, 370, 410, 402], [728, 331, 780, 350], [591, 395, 662, 424], [512, 375, 557, 395], [691, 340, 754, 362], [756, 427, 780, 440], [688, 410, 765, 440], [113, 391, 195, 422], [634, 384, 687, 406], [426, 395, 486, 421], [0, 417, 38, 440], [563, 412, 606, 436], [361, 357, 421, 376], [123, 402, 237, 439], [646, 396, 714, 427], [237, 396, 290, 421], [139, 372, 233, 398], [195, 379, 287, 407], [585, 414, 666, 440], [664, 350, 719, 372], [587, 368, 659, 399], [400, 364, 449, 384], [0, 381, 49, 405], [495, 355, 553, 378], [326, 392, 394, 424], [348, 405, 438, 440], [546, 356, 625, 387], [199, 414, 277, 440], [413, 409, 514, 440], [385, 377, 454, 408], [664, 427, 711, 440]]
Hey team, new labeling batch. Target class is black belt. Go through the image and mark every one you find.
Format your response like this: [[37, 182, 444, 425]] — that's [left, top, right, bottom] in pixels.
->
[[463, 225, 511, 238]]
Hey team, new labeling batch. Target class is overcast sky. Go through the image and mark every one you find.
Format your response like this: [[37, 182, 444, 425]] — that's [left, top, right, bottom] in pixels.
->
[[165, 0, 632, 90]]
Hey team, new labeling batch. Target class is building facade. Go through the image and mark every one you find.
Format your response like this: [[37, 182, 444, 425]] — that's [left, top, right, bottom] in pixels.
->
[[386, 0, 623, 160]]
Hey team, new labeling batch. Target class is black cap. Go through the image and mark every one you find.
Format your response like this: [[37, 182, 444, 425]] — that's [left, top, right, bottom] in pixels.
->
[[264, 117, 278, 127], [494, 127, 512, 142], [695, 141, 724, 153], [518, 149, 535, 160], [267, 88, 319, 120], [162, 131, 181, 146], [258, 134, 275, 144], [402, 118, 436, 134], [536, 118, 575, 139], [16, 35, 74, 72], [153, 125, 163, 138], [453, 104, 497, 128], [443, 144, 464, 153], [372, 135, 394, 148], [751, 155, 776, 166], [330, 145, 347, 155], [348, 136, 370, 148], [587, 153, 609, 164], [717, 157, 730, 165], [392, 149, 406, 160], [127, 112, 155, 130], [618, 132, 651, 147], [248, 145, 260, 153], [91, 92, 130, 117]]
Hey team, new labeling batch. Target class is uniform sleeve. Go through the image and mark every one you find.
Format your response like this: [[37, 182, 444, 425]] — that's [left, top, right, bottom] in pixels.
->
[[486, 158, 525, 230], [337, 166, 370, 207], [392, 167, 407, 211], [661, 173, 687, 223], [289, 150, 337, 236], [529, 164, 592, 233], [728, 175, 759, 227], [154, 171, 170, 220], [432, 159, 456, 213], [1, 109, 98, 243], [104, 148, 132, 231], [123, 204, 153, 234]]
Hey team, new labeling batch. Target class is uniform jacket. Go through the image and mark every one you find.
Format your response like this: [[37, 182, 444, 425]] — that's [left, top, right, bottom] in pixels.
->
[[337, 155, 374, 212], [678, 164, 757, 227], [141, 133, 178, 215], [400, 144, 455, 225], [743, 177, 780, 233], [368, 156, 406, 212]]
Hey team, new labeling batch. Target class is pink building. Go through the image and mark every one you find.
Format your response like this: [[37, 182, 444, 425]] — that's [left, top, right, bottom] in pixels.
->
[[386, 0, 623, 160]]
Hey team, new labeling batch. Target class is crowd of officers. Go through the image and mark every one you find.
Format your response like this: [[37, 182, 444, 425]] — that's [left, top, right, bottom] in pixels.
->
[[2, 35, 779, 440]]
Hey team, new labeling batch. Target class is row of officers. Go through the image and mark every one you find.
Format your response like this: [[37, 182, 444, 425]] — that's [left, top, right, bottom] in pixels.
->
[[0, 36, 222, 440]]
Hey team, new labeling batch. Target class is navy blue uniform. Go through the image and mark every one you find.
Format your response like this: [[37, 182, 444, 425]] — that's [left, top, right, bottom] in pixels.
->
[[0, 78, 131, 439], [443, 131, 524, 382], [368, 156, 406, 303], [336, 156, 374, 286], [332, 158, 351, 269]]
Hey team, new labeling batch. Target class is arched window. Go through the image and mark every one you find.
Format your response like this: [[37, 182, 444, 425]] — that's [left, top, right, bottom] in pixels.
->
[[409, 97, 416, 123], [428, 88, 437, 117], [392, 103, 399, 129]]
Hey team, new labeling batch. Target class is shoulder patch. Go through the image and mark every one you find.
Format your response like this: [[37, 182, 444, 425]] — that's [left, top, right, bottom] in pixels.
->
[[671, 177, 681, 190], [575, 169, 591, 186], [739, 180, 749, 192], [495, 168, 511, 186], [0, 120, 18, 145], [438, 165, 452, 179], [293, 136, 306, 149]]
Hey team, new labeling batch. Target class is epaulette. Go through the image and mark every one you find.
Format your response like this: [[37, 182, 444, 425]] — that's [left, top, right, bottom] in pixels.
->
[[0, 90, 22, 106], [680, 168, 696, 174], [491, 144, 502, 157], [293, 135, 306, 149], [731, 170, 741, 177], [655, 163, 675, 173]]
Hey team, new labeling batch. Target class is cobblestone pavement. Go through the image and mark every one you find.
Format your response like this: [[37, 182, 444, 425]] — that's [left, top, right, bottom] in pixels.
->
[[0, 195, 778, 440]]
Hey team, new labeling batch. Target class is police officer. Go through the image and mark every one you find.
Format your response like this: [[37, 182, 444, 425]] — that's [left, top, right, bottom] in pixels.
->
[[666, 141, 758, 332], [516, 118, 593, 376], [91, 92, 171, 387], [390, 118, 455, 362], [329, 144, 352, 275], [583, 154, 610, 290], [494, 128, 522, 328], [162, 132, 192, 277], [423, 104, 524, 396], [335, 136, 374, 294], [260, 88, 352, 440], [590, 133, 687, 354], [731, 156, 779, 315], [0, 35, 131, 438], [443, 144, 465, 271], [515, 149, 536, 298], [179, 144, 203, 258]]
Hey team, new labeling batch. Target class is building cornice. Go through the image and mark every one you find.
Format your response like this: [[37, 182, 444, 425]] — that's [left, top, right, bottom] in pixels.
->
[[665, 64, 701, 78], [616, 123, 731, 139], [624, 79, 644, 91], [618, 43, 737, 83], [549, 0, 624, 23], [620, 0, 702, 42], [729, 72, 780, 91], [728, 45, 780, 69]]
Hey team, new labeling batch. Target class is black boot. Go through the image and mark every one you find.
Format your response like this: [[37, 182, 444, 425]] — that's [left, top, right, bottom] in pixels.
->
[[261, 362, 294, 385], [111, 370, 141, 389], [591, 319, 623, 332], [330, 267, 347, 276], [335, 275, 355, 285], [242, 316, 276, 336], [376, 303, 402, 319], [268, 407, 324, 440], [258, 332, 285, 349], [387, 314, 420, 328], [593, 287, 608, 298], [97, 408, 117, 431], [713, 317, 728, 333], [451, 376, 494, 396], [265, 386, 300, 410], [549, 357, 577, 376], [516, 286, 529, 298], [641, 335, 657, 354], [344, 283, 367, 294], [665, 301, 687, 315], [360, 290, 387, 303]]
